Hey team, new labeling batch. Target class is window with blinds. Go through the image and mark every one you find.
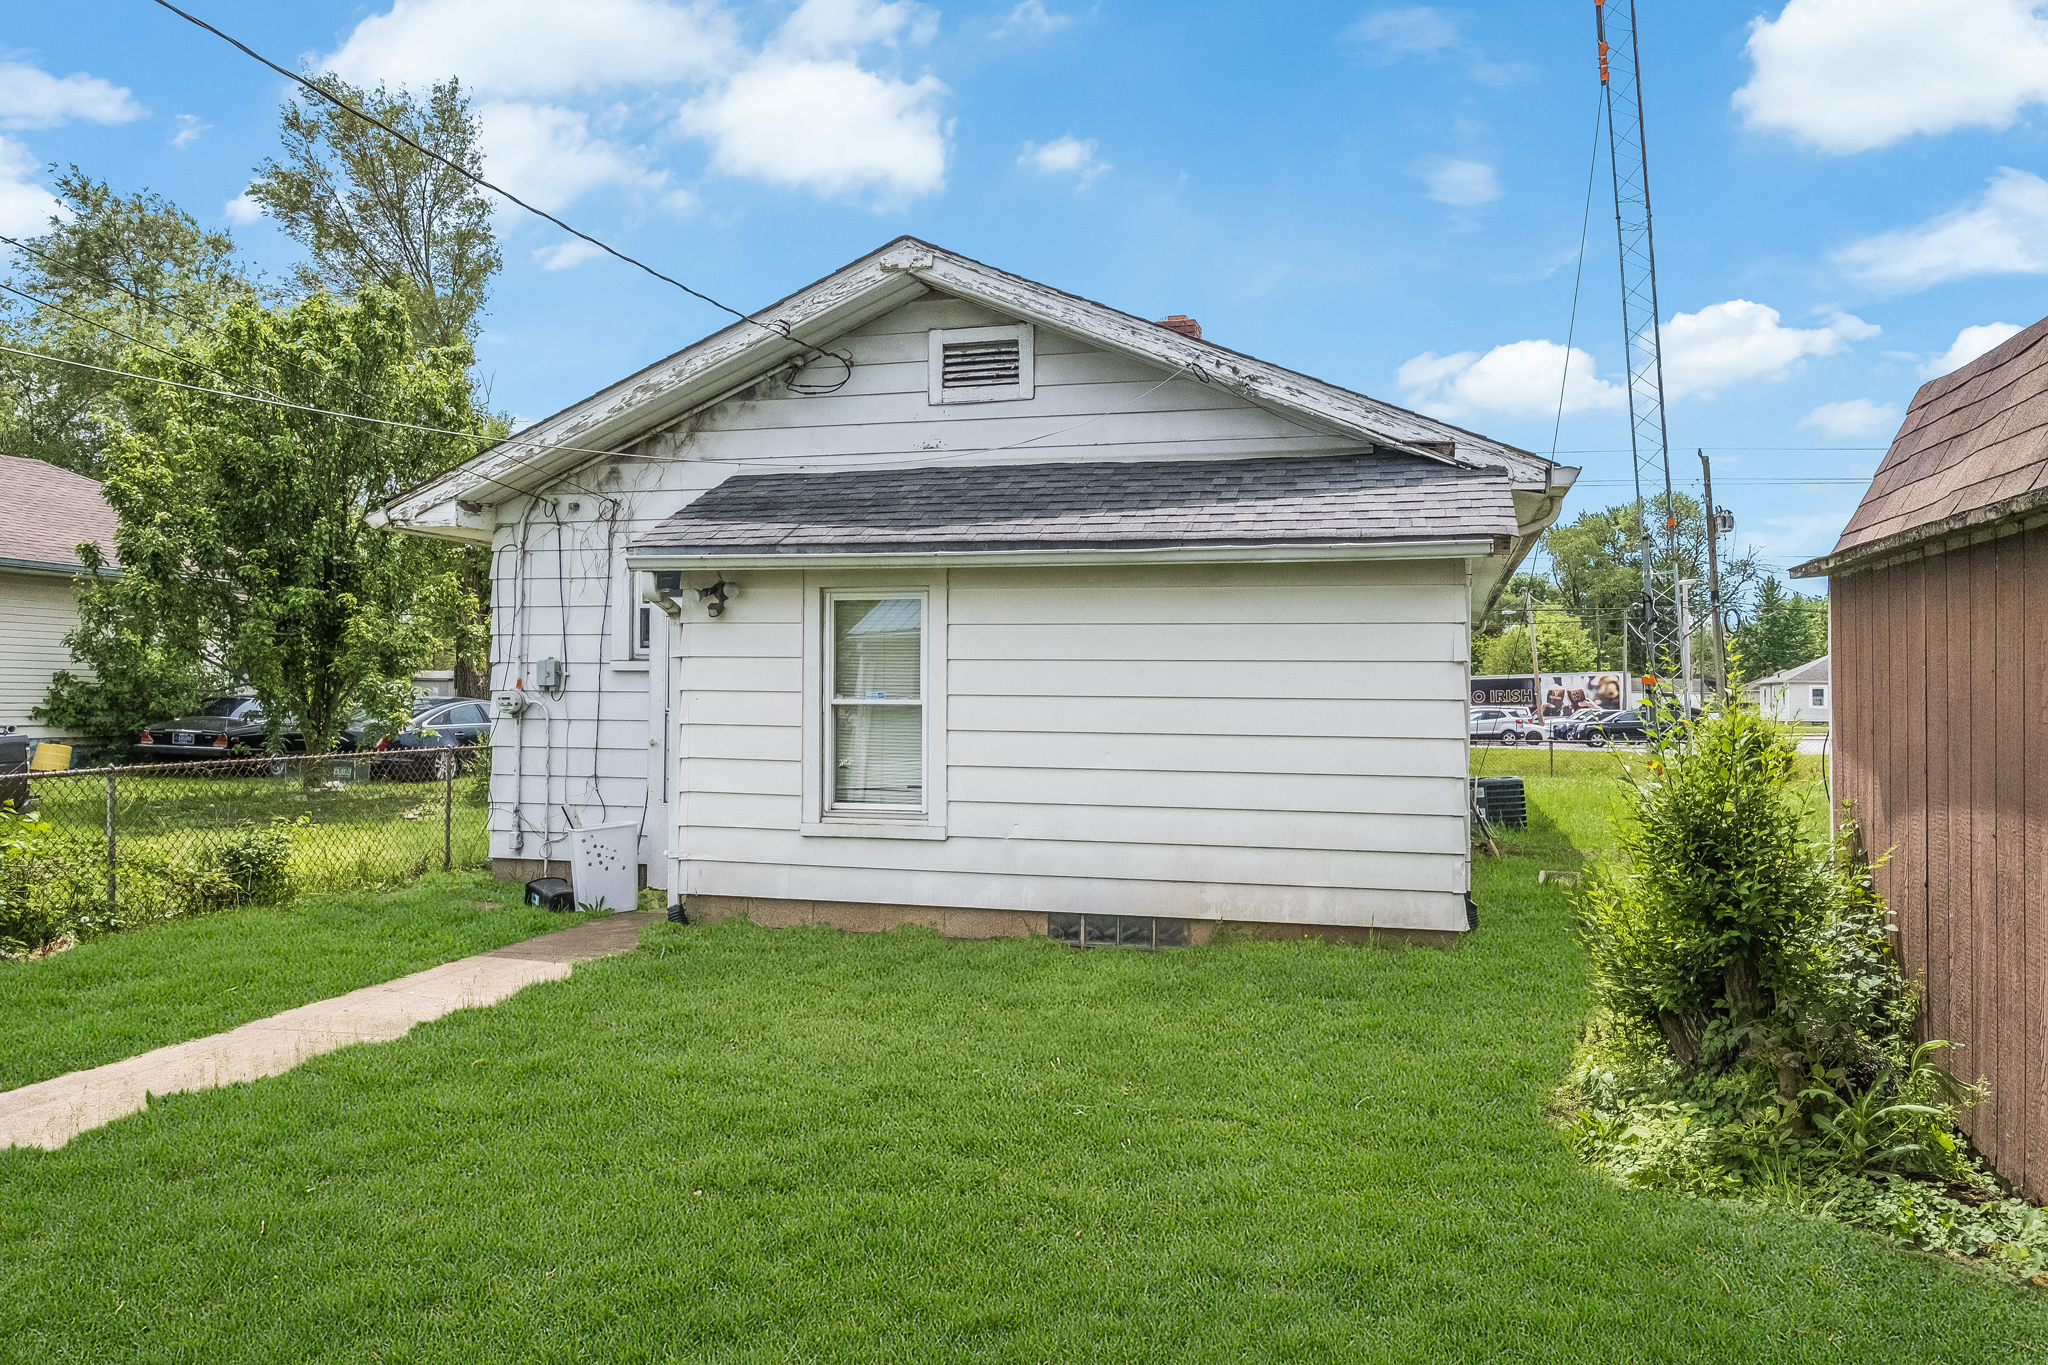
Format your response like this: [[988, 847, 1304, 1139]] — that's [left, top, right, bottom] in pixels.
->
[[828, 595, 924, 809], [927, 323, 1034, 404]]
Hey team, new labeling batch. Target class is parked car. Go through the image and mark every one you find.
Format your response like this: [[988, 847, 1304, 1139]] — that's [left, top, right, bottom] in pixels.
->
[[1470, 707, 1549, 745], [1580, 708, 1686, 747], [368, 697, 493, 780], [133, 696, 371, 771], [1549, 707, 1610, 742]]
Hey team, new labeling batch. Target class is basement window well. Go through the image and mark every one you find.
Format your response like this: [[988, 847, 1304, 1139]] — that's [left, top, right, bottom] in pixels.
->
[[928, 324, 1034, 404]]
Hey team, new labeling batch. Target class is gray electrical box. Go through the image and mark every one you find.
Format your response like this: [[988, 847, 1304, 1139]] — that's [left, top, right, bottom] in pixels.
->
[[534, 657, 564, 689]]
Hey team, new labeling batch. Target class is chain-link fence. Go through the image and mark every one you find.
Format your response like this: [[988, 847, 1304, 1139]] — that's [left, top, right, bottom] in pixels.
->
[[7, 750, 489, 933]]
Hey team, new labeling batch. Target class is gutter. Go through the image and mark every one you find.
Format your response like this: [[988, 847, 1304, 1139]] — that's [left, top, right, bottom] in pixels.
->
[[0, 556, 119, 579], [626, 537, 1502, 572]]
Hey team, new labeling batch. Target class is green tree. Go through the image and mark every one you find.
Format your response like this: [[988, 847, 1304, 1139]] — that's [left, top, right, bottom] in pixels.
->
[[1537, 495, 1766, 670], [1476, 612, 1598, 676], [0, 170, 257, 477], [1732, 578, 1829, 681], [249, 76, 499, 350], [55, 289, 486, 755]]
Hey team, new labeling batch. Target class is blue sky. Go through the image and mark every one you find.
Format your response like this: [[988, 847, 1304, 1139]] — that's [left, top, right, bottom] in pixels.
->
[[7, 0, 2048, 582]]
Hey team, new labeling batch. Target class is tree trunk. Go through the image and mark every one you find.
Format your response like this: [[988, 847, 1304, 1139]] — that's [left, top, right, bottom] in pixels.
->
[[1777, 1049, 1809, 1133], [454, 652, 485, 701], [1658, 1010, 1704, 1072], [1724, 954, 1768, 1023]]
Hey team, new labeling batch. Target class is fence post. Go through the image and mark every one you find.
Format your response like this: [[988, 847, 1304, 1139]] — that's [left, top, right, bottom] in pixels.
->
[[105, 767, 117, 919], [443, 753, 453, 873]]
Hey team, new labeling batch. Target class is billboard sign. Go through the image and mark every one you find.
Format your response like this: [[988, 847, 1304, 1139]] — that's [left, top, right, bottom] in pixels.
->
[[1471, 672, 1632, 718]]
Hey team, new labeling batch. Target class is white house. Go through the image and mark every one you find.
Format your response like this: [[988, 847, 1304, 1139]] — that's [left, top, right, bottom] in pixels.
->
[[0, 455, 118, 740], [1744, 655, 1831, 725], [372, 239, 1577, 943]]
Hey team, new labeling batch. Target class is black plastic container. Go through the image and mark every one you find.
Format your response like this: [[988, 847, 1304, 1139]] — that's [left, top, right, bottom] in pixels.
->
[[525, 877, 575, 912]]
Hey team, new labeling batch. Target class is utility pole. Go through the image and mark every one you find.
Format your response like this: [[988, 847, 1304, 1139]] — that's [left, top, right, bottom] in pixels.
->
[[1700, 449, 1729, 702], [1525, 588, 1552, 773], [1675, 578, 1697, 715]]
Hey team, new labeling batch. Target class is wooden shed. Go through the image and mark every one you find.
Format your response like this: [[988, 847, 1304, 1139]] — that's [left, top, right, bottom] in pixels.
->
[[1792, 316, 2048, 1200]]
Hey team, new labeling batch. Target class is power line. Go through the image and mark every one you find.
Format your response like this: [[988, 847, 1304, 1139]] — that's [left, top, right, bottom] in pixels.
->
[[148, 0, 852, 391], [1550, 90, 1604, 462], [0, 340, 633, 459]]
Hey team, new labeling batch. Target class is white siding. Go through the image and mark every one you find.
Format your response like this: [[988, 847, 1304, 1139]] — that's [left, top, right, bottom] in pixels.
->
[[672, 560, 1473, 932], [484, 289, 1477, 922], [0, 571, 84, 736]]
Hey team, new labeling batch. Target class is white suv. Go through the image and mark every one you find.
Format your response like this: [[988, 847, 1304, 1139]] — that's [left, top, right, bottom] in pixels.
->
[[1470, 707, 1548, 744]]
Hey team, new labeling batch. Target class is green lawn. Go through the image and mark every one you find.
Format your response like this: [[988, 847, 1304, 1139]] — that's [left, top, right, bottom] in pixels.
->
[[0, 872, 588, 1091], [0, 772, 2041, 1361]]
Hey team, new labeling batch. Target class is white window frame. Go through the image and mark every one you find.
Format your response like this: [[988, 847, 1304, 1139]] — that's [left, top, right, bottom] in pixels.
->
[[616, 568, 653, 670], [1811, 687, 1826, 708], [801, 572, 947, 839], [927, 323, 1035, 405]]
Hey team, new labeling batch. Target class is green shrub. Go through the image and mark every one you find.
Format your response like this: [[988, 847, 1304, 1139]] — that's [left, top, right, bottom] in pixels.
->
[[208, 817, 298, 906], [1560, 703, 2039, 1279], [0, 801, 66, 956]]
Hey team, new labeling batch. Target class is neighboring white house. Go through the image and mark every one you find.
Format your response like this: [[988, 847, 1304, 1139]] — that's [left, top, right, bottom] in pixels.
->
[[1744, 655, 1831, 725], [371, 238, 1577, 943], [0, 455, 118, 739]]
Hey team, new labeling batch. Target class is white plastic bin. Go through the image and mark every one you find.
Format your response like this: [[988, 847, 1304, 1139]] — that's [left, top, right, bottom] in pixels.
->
[[567, 820, 639, 914]]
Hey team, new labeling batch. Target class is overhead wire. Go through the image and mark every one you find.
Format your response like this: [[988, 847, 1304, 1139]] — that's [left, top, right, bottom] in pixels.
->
[[1550, 91, 1604, 462], [148, 0, 853, 393]]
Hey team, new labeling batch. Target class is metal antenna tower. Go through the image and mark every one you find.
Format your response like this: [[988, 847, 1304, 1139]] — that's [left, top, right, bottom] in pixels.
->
[[1595, 0, 1681, 676]]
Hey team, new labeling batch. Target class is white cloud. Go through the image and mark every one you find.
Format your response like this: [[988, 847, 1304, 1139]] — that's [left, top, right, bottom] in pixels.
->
[[0, 61, 144, 130], [776, 0, 937, 54], [1735, 0, 2048, 153], [1414, 156, 1499, 207], [323, 0, 737, 97], [1798, 398, 1901, 436], [994, 1, 1071, 37], [326, 0, 949, 210], [1920, 321, 2026, 377], [0, 136, 65, 238], [1343, 7, 1534, 86], [1398, 301, 1876, 417], [477, 102, 679, 213], [1835, 169, 2048, 292], [1661, 299, 1867, 398], [681, 58, 947, 206], [1019, 135, 1109, 187], [170, 114, 210, 150], [222, 190, 262, 225], [532, 239, 608, 271], [1396, 340, 1624, 419]]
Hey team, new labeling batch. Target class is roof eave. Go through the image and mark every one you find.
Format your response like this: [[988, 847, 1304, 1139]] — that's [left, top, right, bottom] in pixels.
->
[[1792, 483, 2048, 578], [626, 536, 1500, 572]]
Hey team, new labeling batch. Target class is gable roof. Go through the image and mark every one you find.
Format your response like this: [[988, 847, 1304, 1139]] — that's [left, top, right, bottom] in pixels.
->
[[0, 455, 118, 575], [1793, 315, 2048, 577], [373, 237, 1563, 539], [1741, 655, 1829, 691], [630, 450, 1514, 561]]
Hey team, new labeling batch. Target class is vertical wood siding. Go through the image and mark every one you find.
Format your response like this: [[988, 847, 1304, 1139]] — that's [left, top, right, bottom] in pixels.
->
[[1832, 526, 2047, 1200]]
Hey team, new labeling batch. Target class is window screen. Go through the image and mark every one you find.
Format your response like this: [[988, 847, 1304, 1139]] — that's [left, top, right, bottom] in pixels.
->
[[636, 602, 653, 657], [829, 596, 923, 808]]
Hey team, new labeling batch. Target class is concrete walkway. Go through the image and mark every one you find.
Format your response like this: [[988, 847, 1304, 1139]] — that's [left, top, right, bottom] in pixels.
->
[[0, 911, 660, 1152]]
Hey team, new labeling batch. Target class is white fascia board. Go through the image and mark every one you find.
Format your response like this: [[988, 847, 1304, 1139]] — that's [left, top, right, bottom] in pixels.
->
[[378, 269, 933, 525], [625, 538, 1496, 572], [366, 499, 493, 544]]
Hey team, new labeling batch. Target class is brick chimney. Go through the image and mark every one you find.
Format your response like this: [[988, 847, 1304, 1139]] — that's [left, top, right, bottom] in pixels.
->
[[1156, 315, 1202, 340]]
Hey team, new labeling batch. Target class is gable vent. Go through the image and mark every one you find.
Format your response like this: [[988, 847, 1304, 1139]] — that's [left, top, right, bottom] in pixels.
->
[[941, 338, 1021, 389], [928, 323, 1034, 405]]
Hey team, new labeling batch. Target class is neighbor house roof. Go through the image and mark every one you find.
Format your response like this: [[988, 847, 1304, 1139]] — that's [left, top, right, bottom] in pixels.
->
[[1740, 655, 1829, 693], [0, 455, 118, 576], [630, 452, 1516, 560], [1793, 316, 2048, 577], [372, 237, 1571, 544]]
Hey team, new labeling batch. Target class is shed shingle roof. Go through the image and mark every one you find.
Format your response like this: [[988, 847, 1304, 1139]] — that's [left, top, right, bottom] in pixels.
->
[[1812, 316, 2048, 569], [633, 452, 1516, 557], [0, 455, 118, 572]]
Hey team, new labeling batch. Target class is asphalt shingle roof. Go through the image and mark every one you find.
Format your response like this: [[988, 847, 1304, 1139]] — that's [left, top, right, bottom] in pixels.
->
[[0, 455, 118, 571], [633, 452, 1517, 557]]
